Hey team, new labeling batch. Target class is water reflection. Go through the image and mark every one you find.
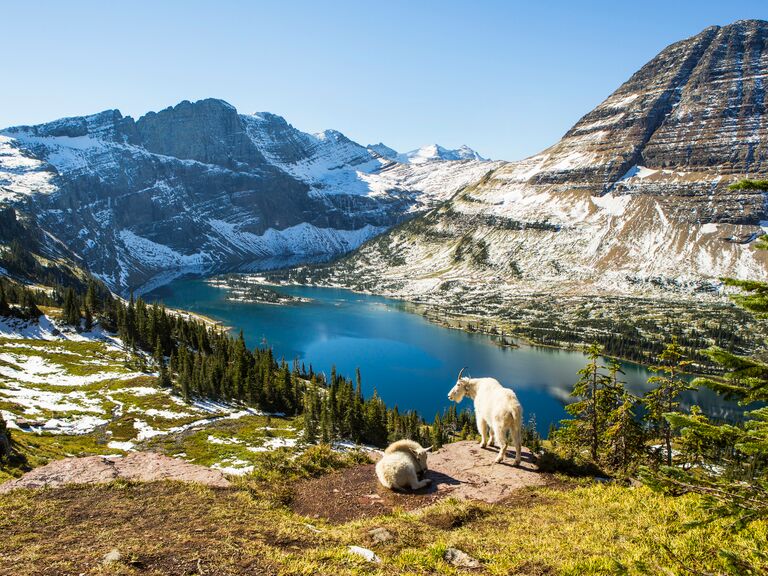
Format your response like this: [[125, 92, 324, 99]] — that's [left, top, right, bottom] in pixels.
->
[[147, 275, 746, 434]]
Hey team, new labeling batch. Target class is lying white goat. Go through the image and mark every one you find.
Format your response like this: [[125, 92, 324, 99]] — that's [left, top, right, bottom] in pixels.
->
[[447, 367, 523, 464], [375, 439, 432, 491]]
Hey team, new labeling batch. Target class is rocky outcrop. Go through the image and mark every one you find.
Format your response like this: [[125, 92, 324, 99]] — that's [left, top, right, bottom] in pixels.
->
[[323, 20, 768, 302], [0, 452, 231, 493], [290, 441, 544, 522], [0, 99, 494, 293]]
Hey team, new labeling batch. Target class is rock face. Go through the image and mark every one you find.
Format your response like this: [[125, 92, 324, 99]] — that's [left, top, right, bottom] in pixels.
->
[[0, 99, 494, 293], [0, 452, 231, 493], [322, 20, 768, 302]]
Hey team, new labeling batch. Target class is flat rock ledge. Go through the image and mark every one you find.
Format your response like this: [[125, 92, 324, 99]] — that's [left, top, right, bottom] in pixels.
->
[[0, 452, 231, 493], [426, 440, 546, 502], [292, 440, 548, 522]]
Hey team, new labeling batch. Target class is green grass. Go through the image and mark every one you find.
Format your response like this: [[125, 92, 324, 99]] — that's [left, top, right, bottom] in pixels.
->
[[145, 414, 299, 469], [0, 337, 131, 377], [728, 178, 768, 191], [0, 476, 765, 575], [0, 429, 115, 482]]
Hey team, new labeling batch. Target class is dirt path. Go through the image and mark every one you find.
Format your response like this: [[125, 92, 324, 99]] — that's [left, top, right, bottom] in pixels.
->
[[0, 452, 231, 493], [292, 440, 549, 522]]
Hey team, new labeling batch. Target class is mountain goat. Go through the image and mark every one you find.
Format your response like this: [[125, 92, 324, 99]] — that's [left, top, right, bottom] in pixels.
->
[[448, 367, 523, 465], [375, 439, 432, 491]]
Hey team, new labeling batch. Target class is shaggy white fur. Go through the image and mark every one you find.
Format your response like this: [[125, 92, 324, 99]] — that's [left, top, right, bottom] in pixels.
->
[[448, 369, 523, 464], [375, 440, 432, 491]]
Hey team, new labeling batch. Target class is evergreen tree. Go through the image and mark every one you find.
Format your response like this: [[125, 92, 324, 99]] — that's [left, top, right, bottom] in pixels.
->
[[555, 342, 610, 462], [85, 279, 99, 315], [641, 235, 768, 564], [431, 413, 447, 449], [554, 345, 644, 473], [154, 338, 172, 388], [62, 287, 80, 326], [363, 390, 388, 446], [643, 348, 768, 528], [83, 305, 93, 331], [603, 360, 644, 473], [0, 413, 10, 462], [320, 395, 332, 444], [303, 376, 319, 444], [644, 337, 693, 466], [20, 290, 40, 320], [0, 282, 10, 317]]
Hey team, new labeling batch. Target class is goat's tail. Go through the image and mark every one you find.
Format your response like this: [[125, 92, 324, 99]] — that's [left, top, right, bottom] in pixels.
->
[[503, 403, 523, 442]]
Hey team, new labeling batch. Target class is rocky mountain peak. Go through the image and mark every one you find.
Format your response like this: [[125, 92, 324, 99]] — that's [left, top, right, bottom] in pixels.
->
[[5, 109, 127, 141], [525, 19, 768, 195], [326, 20, 768, 306], [399, 144, 486, 164], [0, 98, 495, 292], [133, 98, 264, 167], [367, 142, 399, 160]]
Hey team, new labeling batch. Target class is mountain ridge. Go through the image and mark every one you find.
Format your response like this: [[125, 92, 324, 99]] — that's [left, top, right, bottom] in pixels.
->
[[366, 142, 486, 164], [297, 19, 768, 307], [0, 98, 496, 293]]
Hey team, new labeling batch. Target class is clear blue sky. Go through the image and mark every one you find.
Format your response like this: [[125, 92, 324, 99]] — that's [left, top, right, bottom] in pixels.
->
[[2, 0, 766, 160]]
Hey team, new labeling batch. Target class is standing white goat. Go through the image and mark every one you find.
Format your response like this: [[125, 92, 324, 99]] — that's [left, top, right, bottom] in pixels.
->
[[447, 367, 523, 464]]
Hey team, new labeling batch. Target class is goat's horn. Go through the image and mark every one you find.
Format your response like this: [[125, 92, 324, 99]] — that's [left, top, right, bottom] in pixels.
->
[[424, 445, 433, 452], [458, 366, 468, 380]]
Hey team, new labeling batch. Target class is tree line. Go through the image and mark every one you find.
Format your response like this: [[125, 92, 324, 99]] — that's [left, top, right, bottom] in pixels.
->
[[0, 269, 479, 450]]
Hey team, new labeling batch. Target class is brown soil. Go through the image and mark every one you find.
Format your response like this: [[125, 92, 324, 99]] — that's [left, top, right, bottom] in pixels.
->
[[291, 463, 444, 523], [0, 451, 230, 493], [291, 440, 551, 523]]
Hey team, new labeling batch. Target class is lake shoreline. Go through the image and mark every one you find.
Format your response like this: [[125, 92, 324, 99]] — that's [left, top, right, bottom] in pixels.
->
[[144, 276, 738, 434], [140, 270, 722, 375]]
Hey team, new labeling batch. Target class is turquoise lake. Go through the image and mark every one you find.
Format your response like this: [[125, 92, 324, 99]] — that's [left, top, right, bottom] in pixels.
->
[[146, 276, 727, 435]]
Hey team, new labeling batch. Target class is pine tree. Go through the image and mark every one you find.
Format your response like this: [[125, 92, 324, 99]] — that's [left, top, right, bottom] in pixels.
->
[[431, 413, 446, 449], [644, 337, 693, 466], [62, 287, 80, 326], [555, 342, 610, 462], [641, 235, 768, 552], [554, 345, 645, 473], [320, 395, 332, 444], [21, 290, 40, 320], [85, 279, 99, 314], [0, 282, 10, 317], [83, 305, 93, 331], [155, 338, 172, 388], [303, 376, 319, 444], [602, 360, 644, 473], [0, 413, 10, 462]]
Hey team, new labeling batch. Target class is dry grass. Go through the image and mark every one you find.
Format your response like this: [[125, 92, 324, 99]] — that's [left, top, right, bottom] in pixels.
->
[[1, 477, 766, 576]]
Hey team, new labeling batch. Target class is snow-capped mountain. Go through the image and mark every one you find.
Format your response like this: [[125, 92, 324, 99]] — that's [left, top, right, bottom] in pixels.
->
[[318, 20, 768, 305], [367, 142, 399, 160], [366, 143, 486, 164], [0, 99, 495, 293], [399, 144, 486, 164]]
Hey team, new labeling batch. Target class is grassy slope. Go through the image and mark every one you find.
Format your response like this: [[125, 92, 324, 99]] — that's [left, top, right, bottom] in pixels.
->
[[1, 477, 766, 576], [2, 323, 766, 575], [0, 335, 299, 482]]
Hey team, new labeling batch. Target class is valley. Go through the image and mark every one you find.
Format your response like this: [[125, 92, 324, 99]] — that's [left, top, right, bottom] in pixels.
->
[[2, 14, 768, 576]]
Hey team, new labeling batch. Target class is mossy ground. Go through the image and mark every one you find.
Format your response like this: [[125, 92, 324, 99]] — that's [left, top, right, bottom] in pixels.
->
[[144, 414, 300, 471], [1, 337, 303, 480], [1, 474, 765, 576]]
